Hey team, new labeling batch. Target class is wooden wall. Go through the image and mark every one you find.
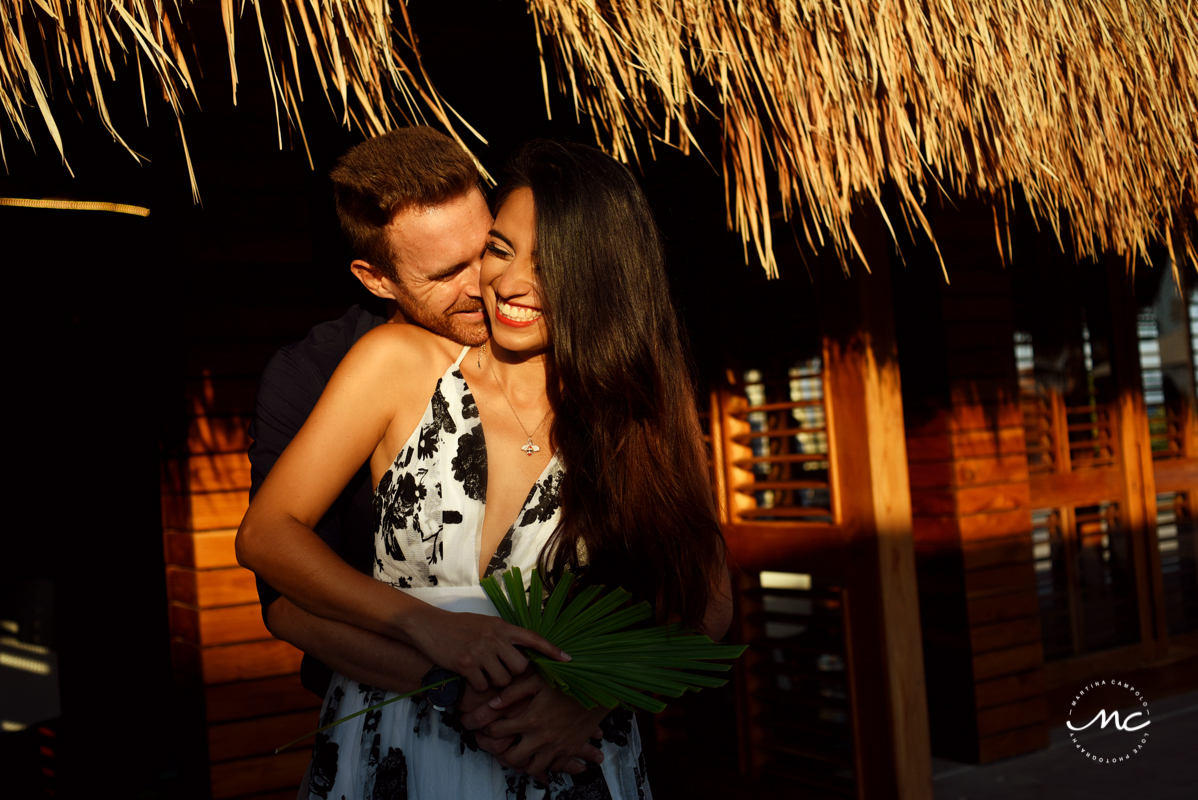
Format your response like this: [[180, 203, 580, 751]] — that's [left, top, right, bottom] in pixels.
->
[[893, 198, 1198, 764], [161, 366, 319, 799]]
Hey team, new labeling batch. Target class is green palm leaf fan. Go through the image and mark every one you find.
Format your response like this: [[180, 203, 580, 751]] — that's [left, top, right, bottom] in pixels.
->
[[480, 566, 746, 714]]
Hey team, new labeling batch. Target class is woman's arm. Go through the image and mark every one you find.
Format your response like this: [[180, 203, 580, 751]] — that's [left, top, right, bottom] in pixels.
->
[[238, 325, 431, 640], [237, 326, 566, 689]]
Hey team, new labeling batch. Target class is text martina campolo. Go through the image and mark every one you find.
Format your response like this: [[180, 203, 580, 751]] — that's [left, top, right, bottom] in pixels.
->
[[1066, 680, 1152, 764]]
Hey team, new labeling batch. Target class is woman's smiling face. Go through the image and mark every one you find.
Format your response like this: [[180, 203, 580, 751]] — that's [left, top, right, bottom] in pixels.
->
[[482, 187, 550, 354]]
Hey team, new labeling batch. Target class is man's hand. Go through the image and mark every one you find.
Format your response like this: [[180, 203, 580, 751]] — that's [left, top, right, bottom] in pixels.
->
[[405, 607, 570, 692], [458, 682, 500, 715], [461, 671, 608, 783], [458, 684, 539, 764]]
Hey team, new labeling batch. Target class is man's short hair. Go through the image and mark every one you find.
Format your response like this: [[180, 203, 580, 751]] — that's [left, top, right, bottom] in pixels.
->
[[331, 127, 480, 280]]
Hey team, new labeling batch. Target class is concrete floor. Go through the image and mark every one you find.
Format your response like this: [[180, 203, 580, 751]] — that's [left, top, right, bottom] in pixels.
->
[[655, 689, 1198, 799], [933, 689, 1198, 800]]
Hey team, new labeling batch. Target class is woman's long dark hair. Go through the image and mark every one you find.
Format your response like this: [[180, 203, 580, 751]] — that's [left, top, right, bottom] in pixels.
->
[[496, 140, 725, 630]]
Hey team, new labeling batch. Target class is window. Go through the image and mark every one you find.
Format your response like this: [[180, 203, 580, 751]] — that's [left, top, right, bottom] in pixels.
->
[[727, 360, 833, 523]]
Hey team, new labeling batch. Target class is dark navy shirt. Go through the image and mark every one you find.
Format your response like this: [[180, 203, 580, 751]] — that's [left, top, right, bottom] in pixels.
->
[[248, 304, 388, 697]]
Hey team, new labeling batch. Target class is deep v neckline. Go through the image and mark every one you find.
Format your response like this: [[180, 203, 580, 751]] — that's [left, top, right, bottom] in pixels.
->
[[371, 345, 562, 590], [457, 367, 560, 580]]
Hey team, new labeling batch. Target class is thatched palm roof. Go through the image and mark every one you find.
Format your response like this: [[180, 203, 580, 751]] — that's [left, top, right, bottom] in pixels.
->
[[1, 0, 493, 194], [4, 1, 1197, 277]]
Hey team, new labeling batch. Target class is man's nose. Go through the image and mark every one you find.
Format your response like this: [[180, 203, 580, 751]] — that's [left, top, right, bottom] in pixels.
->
[[464, 258, 483, 297]]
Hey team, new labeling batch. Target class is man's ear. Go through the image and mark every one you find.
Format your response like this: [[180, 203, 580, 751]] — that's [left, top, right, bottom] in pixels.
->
[[350, 260, 400, 301]]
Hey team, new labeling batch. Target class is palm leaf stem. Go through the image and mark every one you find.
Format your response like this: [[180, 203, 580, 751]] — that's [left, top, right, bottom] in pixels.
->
[[274, 677, 457, 754]]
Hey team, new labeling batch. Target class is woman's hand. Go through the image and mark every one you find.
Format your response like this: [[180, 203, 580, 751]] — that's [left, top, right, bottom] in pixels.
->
[[461, 671, 609, 783], [404, 607, 570, 691]]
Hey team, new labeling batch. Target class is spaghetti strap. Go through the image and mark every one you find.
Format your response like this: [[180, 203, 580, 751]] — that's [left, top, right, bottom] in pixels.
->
[[453, 344, 471, 368]]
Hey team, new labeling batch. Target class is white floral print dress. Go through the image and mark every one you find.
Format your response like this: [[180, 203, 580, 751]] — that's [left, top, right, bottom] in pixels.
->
[[307, 347, 650, 800]]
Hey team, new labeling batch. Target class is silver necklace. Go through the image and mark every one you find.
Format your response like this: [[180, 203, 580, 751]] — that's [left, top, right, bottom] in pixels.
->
[[480, 343, 551, 456]]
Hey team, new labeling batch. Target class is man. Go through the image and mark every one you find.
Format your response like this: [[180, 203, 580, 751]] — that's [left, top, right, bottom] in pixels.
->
[[246, 127, 601, 786], [249, 127, 490, 700]]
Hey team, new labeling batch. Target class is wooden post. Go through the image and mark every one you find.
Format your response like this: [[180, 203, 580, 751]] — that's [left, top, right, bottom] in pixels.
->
[[894, 204, 1049, 763], [817, 222, 933, 799], [1105, 258, 1167, 657]]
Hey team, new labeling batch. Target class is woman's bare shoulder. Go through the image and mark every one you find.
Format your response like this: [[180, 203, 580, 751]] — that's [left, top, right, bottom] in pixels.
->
[[339, 323, 462, 383]]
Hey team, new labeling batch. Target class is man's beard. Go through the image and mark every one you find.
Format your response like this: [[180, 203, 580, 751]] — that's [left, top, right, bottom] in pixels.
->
[[396, 290, 488, 346]]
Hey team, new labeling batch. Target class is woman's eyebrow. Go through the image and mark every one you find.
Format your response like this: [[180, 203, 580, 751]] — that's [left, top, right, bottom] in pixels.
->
[[488, 229, 514, 248]]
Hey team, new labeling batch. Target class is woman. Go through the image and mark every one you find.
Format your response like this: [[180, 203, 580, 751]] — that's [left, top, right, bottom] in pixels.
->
[[238, 140, 731, 800]]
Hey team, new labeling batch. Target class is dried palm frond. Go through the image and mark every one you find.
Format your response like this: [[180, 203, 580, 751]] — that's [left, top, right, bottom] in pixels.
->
[[4, 1, 1196, 279], [0, 0, 489, 201], [528, 0, 1198, 277]]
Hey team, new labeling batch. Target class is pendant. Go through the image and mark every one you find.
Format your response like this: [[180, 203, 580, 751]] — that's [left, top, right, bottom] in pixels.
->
[[521, 438, 540, 456]]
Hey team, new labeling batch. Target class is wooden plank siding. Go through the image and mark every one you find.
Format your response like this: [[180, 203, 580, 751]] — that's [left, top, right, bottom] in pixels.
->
[[166, 565, 260, 608], [162, 350, 317, 798], [164, 530, 241, 570], [169, 601, 273, 646], [894, 207, 1049, 764], [206, 675, 323, 724]]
